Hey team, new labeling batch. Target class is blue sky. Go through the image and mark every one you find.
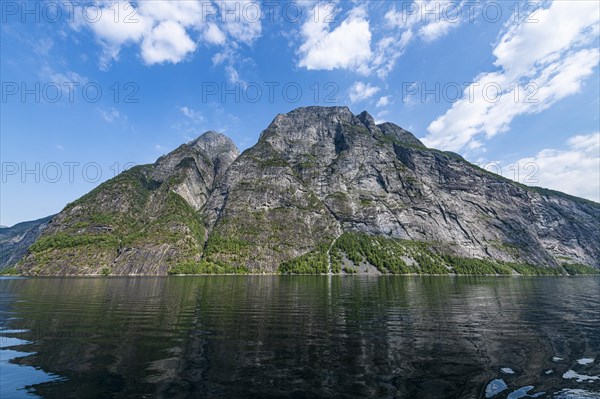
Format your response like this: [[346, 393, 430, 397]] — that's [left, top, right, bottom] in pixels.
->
[[1, 0, 599, 226]]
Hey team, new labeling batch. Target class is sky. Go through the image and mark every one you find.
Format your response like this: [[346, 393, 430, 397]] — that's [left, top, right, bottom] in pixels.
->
[[1, 0, 599, 227]]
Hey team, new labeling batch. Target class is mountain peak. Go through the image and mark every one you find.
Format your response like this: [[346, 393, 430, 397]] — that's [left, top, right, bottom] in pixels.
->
[[190, 131, 239, 155], [377, 122, 426, 148], [13, 107, 599, 276]]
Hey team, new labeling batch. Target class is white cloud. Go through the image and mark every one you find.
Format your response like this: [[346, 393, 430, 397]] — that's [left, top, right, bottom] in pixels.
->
[[505, 133, 600, 202], [137, 0, 203, 26], [385, 1, 466, 41], [38, 67, 88, 101], [217, 0, 262, 44], [297, 2, 465, 77], [298, 6, 372, 71], [423, 0, 600, 152], [33, 38, 54, 56], [99, 107, 121, 123], [372, 0, 466, 77], [180, 106, 203, 122], [376, 96, 391, 107], [40, 67, 87, 86], [141, 21, 197, 64], [348, 82, 380, 103], [369, 31, 413, 78], [204, 23, 226, 45], [74, 2, 152, 68], [175, 105, 206, 136], [493, 1, 600, 79], [212, 47, 245, 84], [74, 1, 262, 73]]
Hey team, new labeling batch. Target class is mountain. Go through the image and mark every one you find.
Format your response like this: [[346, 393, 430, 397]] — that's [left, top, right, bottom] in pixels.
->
[[14, 107, 600, 275], [1, 215, 54, 270]]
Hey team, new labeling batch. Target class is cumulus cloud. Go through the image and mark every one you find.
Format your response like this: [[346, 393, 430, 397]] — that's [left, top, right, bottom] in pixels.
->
[[348, 82, 380, 103], [298, 6, 372, 71], [74, 0, 262, 73], [423, 0, 600, 152], [297, 1, 465, 77], [506, 133, 600, 202], [141, 20, 197, 64]]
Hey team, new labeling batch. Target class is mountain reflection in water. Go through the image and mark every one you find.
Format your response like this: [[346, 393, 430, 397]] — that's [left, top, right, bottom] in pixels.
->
[[1, 276, 599, 398]]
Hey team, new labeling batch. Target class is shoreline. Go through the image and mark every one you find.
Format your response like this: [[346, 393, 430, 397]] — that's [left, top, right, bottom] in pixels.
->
[[2, 273, 598, 278]]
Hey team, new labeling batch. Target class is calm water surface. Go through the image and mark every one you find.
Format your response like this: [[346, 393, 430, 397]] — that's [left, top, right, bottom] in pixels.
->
[[0, 276, 599, 399]]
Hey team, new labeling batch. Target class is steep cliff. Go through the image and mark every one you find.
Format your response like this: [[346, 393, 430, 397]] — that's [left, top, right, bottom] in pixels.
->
[[15, 107, 600, 275], [17, 133, 239, 275], [0, 215, 53, 270]]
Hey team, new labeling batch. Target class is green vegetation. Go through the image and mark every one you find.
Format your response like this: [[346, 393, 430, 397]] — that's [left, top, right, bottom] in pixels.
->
[[29, 233, 119, 253], [169, 260, 249, 274], [334, 232, 412, 273], [278, 232, 599, 276], [561, 263, 600, 275], [251, 155, 289, 168], [67, 165, 155, 212], [0, 267, 19, 275], [25, 165, 207, 273], [205, 233, 249, 257], [442, 255, 514, 275], [279, 244, 329, 274], [506, 262, 564, 276], [330, 246, 342, 274]]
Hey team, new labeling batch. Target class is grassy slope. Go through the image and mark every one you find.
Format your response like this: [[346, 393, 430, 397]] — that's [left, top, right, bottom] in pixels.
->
[[18, 166, 206, 275]]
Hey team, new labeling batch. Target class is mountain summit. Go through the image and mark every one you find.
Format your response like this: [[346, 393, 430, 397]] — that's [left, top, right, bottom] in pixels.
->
[[14, 107, 600, 275]]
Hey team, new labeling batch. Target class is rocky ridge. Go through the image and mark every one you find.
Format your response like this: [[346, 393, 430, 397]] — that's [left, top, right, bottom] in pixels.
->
[[12, 106, 600, 275]]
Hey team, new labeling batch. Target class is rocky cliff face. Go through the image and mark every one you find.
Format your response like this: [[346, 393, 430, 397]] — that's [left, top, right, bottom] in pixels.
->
[[17, 133, 239, 275], [15, 106, 600, 275], [0, 215, 53, 270]]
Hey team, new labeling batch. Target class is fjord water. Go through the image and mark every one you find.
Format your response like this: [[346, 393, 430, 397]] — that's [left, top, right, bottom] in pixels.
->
[[1, 276, 599, 399]]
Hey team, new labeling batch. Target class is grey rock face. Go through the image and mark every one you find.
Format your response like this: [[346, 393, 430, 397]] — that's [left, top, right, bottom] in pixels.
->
[[15, 107, 600, 274], [16, 132, 239, 275], [152, 131, 240, 210], [0, 215, 54, 269], [206, 106, 599, 270], [378, 122, 426, 148]]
